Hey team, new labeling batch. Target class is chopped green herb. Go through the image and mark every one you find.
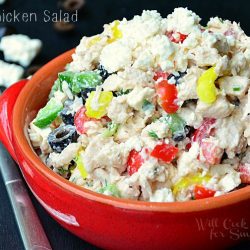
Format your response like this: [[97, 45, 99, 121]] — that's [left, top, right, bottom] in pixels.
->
[[159, 113, 186, 139], [70, 177, 76, 183], [57, 168, 69, 175], [99, 183, 121, 198], [103, 121, 119, 137], [218, 17, 224, 23], [85, 180, 94, 187], [116, 89, 132, 96], [233, 87, 241, 91], [148, 130, 159, 139], [142, 99, 154, 112]]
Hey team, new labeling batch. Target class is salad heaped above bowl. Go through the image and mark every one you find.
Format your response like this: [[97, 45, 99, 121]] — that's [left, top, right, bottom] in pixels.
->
[[28, 8, 250, 202]]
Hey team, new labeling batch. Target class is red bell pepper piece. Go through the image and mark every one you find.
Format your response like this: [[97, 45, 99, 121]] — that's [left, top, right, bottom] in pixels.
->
[[194, 185, 216, 199], [153, 71, 169, 81], [166, 31, 188, 43], [192, 118, 216, 144], [155, 80, 179, 114], [127, 150, 144, 176], [200, 141, 223, 165], [151, 143, 178, 163], [239, 163, 250, 184], [74, 107, 96, 134]]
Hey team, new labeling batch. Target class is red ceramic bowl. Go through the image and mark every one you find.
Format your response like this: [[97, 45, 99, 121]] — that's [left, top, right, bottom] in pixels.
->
[[0, 49, 249, 250]]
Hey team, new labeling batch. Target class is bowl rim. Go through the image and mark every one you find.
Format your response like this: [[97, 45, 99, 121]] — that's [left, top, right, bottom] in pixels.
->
[[12, 49, 250, 213]]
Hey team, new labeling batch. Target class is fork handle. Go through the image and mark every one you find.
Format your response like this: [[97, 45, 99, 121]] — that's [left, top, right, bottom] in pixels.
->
[[0, 143, 52, 250]]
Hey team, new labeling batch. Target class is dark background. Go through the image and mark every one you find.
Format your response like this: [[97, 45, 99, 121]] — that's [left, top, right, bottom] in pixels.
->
[[0, 0, 250, 249]]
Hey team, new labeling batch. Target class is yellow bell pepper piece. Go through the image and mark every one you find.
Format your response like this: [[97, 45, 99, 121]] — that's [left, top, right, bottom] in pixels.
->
[[173, 173, 211, 195], [108, 20, 122, 43], [75, 151, 88, 179], [85, 91, 113, 119], [197, 67, 218, 104]]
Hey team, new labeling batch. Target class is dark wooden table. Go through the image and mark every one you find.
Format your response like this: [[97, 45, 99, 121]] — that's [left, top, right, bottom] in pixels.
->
[[0, 0, 250, 249]]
